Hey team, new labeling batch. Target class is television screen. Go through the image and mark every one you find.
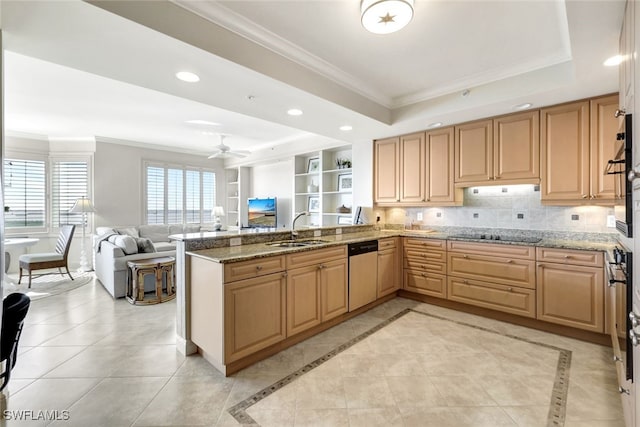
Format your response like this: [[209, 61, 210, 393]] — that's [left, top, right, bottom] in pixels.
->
[[248, 197, 277, 228]]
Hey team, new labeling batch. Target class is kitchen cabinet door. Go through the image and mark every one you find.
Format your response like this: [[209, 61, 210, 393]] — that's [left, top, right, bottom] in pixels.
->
[[404, 270, 446, 298], [400, 132, 426, 202], [454, 119, 493, 183], [590, 94, 620, 201], [286, 265, 322, 337], [426, 127, 458, 203], [320, 258, 348, 321], [537, 262, 604, 333], [374, 137, 400, 203], [493, 111, 540, 182], [377, 245, 400, 298], [540, 101, 590, 202], [224, 272, 287, 363]]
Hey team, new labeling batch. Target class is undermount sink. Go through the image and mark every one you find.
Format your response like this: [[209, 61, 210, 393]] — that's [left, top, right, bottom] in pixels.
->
[[267, 239, 329, 247]]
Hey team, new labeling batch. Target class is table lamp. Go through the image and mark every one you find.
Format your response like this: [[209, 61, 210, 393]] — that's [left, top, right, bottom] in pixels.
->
[[69, 196, 96, 272], [213, 206, 225, 231]]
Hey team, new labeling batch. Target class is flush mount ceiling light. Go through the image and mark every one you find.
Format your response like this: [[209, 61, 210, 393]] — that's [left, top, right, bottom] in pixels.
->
[[339, 125, 353, 131], [175, 71, 200, 82], [604, 55, 624, 66], [287, 108, 303, 116], [361, 0, 414, 35]]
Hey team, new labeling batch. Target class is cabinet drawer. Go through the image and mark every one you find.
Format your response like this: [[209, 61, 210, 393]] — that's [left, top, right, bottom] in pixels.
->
[[378, 237, 398, 250], [404, 248, 447, 263], [447, 241, 535, 260], [447, 276, 536, 318], [536, 247, 603, 267], [404, 270, 446, 299], [404, 259, 447, 274], [224, 255, 286, 283], [404, 238, 446, 250], [286, 245, 347, 269], [448, 253, 535, 289]]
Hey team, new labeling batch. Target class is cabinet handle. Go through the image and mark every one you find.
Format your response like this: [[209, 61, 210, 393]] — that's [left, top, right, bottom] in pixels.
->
[[507, 287, 513, 292], [256, 266, 263, 271], [463, 255, 469, 259], [318, 264, 325, 269], [282, 272, 288, 278], [564, 255, 571, 259], [462, 280, 468, 284], [495, 175, 501, 179], [581, 194, 588, 199], [506, 260, 513, 264], [613, 355, 623, 363], [590, 194, 596, 199], [619, 386, 631, 395], [426, 198, 430, 202], [421, 273, 427, 277]]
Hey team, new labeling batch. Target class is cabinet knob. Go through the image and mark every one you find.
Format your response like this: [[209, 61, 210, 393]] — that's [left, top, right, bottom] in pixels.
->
[[256, 266, 263, 271], [495, 176, 501, 179], [613, 355, 623, 363], [282, 272, 288, 278], [581, 194, 588, 199], [318, 264, 325, 269], [590, 194, 596, 199], [564, 255, 571, 259], [463, 255, 469, 259], [506, 260, 513, 264], [507, 287, 513, 292]]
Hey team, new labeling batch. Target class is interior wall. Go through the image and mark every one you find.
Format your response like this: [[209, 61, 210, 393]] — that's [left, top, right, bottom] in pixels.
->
[[94, 140, 225, 228], [249, 159, 293, 229]]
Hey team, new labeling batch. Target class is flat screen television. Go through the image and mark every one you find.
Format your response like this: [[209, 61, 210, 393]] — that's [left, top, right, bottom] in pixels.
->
[[247, 197, 277, 228]]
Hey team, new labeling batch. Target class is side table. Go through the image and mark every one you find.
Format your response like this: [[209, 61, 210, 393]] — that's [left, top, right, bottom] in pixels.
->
[[126, 257, 176, 305]]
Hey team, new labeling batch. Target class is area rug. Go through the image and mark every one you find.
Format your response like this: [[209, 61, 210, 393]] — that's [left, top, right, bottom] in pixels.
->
[[228, 308, 572, 427], [3, 271, 94, 300]]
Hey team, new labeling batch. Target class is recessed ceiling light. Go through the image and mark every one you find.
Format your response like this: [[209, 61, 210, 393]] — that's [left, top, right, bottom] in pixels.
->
[[287, 108, 303, 116], [339, 125, 353, 131], [186, 120, 220, 126], [175, 71, 200, 82], [604, 55, 624, 66], [427, 122, 443, 129], [514, 103, 533, 110]]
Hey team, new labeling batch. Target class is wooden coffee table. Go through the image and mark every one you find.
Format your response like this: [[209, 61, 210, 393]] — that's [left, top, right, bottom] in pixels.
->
[[126, 257, 176, 305]]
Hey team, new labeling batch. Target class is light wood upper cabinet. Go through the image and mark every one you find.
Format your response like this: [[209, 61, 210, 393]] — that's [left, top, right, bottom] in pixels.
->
[[540, 100, 590, 202], [400, 133, 426, 202], [374, 137, 400, 203], [426, 127, 458, 203], [455, 112, 540, 186], [590, 94, 621, 200], [493, 111, 540, 181], [455, 119, 493, 183], [541, 96, 619, 204]]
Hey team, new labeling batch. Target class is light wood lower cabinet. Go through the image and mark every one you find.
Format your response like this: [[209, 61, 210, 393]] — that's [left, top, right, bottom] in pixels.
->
[[378, 238, 401, 298], [286, 254, 348, 337], [405, 270, 447, 298], [224, 272, 287, 363], [403, 237, 447, 299], [537, 262, 604, 333], [447, 252, 536, 289], [447, 276, 536, 318]]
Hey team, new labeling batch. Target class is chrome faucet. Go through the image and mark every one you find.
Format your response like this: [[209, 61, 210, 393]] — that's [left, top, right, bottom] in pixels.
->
[[291, 211, 308, 240]]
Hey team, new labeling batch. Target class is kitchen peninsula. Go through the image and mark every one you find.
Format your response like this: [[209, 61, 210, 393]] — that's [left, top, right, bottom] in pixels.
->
[[171, 224, 616, 376]]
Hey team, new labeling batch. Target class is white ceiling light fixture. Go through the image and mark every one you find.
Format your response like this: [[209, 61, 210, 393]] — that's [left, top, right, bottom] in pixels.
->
[[287, 108, 303, 116], [207, 134, 251, 159], [361, 0, 415, 35], [186, 119, 220, 126], [339, 125, 353, 131], [604, 55, 624, 66], [175, 71, 200, 82]]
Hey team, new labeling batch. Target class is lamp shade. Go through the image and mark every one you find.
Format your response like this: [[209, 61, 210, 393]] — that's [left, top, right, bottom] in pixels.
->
[[69, 197, 96, 214], [213, 206, 225, 217], [361, 0, 414, 34]]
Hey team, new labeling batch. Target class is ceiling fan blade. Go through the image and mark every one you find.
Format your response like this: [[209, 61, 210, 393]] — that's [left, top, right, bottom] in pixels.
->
[[207, 152, 224, 159], [225, 151, 249, 158]]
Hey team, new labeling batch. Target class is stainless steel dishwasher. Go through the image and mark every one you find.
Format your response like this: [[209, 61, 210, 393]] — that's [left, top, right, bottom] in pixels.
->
[[348, 240, 378, 311]]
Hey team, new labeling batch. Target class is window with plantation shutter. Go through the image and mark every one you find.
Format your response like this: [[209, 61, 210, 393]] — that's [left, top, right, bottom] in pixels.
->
[[145, 163, 216, 225], [52, 160, 89, 227], [3, 159, 46, 231]]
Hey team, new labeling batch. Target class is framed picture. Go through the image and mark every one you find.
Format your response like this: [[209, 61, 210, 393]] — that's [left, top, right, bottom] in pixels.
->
[[308, 196, 320, 212], [307, 158, 320, 173], [338, 173, 352, 191], [337, 216, 352, 225]]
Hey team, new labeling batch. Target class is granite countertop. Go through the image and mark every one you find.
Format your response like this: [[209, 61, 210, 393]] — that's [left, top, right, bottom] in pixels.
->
[[187, 228, 617, 263]]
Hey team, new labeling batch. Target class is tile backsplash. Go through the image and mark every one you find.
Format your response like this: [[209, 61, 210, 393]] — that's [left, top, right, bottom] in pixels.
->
[[384, 185, 616, 234]]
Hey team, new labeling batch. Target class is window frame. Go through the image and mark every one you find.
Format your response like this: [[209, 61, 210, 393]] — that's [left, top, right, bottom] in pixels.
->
[[3, 154, 48, 235], [49, 154, 94, 233], [143, 161, 217, 225]]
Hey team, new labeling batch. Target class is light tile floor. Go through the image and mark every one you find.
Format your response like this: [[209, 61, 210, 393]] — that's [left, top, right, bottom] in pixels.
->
[[1, 276, 625, 426]]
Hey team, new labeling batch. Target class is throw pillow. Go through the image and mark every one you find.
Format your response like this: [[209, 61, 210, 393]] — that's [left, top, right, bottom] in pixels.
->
[[135, 237, 156, 254], [112, 235, 138, 255], [115, 227, 140, 238]]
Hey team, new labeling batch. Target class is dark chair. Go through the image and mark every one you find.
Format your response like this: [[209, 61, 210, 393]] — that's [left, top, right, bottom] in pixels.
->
[[18, 225, 75, 288], [0, 293, 30, 392]]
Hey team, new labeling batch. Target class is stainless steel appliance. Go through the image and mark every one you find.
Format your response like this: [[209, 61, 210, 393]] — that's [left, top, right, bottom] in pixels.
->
[[606, 245, 633, 384], [448, 234, 542, 244], [608, 112, 633, 237], [348, 240, 378, 311]]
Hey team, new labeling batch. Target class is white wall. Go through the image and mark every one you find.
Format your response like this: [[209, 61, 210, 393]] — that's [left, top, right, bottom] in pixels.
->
[[249, 159, 293, 229], [94, 140, 225, 228]]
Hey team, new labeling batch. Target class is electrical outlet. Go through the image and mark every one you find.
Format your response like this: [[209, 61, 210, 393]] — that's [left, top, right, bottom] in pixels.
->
[[416, 212, 423, 221], [314, 230, 321, 237], [335, 228, 342, 235], [607, 215, 616, 227], [230, 237, 242, 246]]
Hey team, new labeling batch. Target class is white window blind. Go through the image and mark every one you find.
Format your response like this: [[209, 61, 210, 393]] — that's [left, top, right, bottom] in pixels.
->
[[145, 164, 216, 225], [52, 160, 89, 227], [3, 159, 46, 230]]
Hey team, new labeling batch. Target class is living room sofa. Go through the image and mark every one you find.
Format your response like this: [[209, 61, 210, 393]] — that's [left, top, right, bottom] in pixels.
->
[[94, 224, 201, 298]]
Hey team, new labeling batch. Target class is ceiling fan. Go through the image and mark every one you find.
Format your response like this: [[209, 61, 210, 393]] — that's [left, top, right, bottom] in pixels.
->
[[207, 134, 251, 159]]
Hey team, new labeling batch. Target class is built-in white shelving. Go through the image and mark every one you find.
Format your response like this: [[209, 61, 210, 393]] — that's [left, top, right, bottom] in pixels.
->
[[225, 167, 250, 229]]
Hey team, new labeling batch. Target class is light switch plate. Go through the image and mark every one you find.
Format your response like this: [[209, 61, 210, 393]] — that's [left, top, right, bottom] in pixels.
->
[[607, 215, 616, 227]]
